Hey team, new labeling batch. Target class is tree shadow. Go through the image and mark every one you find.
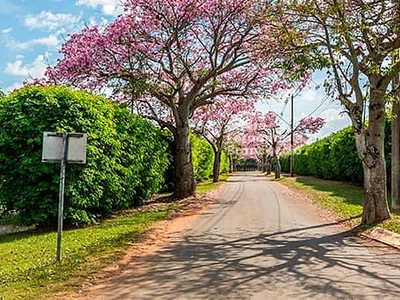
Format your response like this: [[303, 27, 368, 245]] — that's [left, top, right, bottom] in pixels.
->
[[227, 171, 271, 183], [292, 176, 363, 208], [93, 222, 400, 299]]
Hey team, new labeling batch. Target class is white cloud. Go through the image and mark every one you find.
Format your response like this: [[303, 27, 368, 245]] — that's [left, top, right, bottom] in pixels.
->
[[320, 108, 347, 122], [1, 27, 12, 34], [88, 16, 110, 27], [297, 87, 320, 103], [24, 11, 81, 31], [31, 35, 59, 47], [3, 34, 60, 50], [76, 0, 124, 16], [4, 55, 47, 79]]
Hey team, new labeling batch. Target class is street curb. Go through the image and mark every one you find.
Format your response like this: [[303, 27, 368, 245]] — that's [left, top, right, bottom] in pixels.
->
[[361, 227, 400, 250]]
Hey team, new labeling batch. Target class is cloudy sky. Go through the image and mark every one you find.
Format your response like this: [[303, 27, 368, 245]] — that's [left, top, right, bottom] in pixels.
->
[[0, 0, 350, 139]]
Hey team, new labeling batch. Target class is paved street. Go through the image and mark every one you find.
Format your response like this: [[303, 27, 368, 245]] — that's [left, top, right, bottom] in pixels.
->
[[81, 172, 400, 299]]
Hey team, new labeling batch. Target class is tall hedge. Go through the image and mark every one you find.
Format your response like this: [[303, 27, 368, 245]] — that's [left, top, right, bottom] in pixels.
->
[[190, 133, 230, 182], [280, 127, 363, 184], [191, 133, 214, 182], [220, 152, 230, 174], [0, 85, 169, 226], [280, 121, 394, 185]]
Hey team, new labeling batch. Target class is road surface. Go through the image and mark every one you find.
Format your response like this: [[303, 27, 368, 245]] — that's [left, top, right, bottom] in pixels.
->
[[80, 172, 400, 299]]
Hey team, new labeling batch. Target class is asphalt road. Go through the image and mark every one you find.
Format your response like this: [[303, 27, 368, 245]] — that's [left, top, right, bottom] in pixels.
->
[[83, 172, 400, 299]]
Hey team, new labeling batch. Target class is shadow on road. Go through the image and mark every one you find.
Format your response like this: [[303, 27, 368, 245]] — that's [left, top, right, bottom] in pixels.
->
[[96, 221, 400, 299]]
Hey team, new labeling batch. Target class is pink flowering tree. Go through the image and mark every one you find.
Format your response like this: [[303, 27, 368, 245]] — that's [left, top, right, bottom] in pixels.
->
[[42, 0, 285, 198], [192, 95, 255, 182], [245, 111, 324, 178]]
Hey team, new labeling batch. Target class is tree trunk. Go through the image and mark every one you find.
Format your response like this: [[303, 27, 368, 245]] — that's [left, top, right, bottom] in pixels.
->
[[362, 159, 389, 224], [262, 153, 267, 173], [354, 89, 390, 224], [213, 149, 222, 182], [274, 155, 281, 179], [392, 72, 400, 209], [173, 125, 196, 198], [266, 156, 271, 175], [229, 154, 234, 173]]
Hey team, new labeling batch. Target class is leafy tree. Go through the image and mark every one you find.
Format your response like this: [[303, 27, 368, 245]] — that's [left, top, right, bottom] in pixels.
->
[[42, 0, 284, 198], [273, 0, 400, 224], [0, 85, 168, 226]]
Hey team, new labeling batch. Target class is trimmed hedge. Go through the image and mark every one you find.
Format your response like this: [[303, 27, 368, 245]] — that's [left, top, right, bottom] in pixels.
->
[[281, 121, 393, 185], [0, 85, 169, 226], [280, 127, 362, 183], [191, 133, 214, 182], [191, 133, 230, 182]]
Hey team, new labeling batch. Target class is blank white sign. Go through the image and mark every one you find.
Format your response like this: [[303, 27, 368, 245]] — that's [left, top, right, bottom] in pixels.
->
[[42, 132, 87, 164]]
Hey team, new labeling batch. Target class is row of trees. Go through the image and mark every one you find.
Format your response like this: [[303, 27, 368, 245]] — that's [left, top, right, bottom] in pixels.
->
[[243, 111, 324, 178], [29, 0, 400, 225], [43, 0, 284, 199]]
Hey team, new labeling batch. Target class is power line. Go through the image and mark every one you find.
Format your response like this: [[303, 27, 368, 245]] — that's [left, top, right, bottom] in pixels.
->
[[303, 94, 331, 119]]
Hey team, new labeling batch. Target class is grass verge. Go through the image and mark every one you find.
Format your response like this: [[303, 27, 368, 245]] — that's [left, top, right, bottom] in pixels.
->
[[277, 175, 400, 234], [0, 174, 230, 300], [196, 173, 230, 195], [0, 208, 172, 300]]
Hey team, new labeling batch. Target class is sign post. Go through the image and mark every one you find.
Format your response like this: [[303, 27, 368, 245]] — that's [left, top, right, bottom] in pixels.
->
[[42, 132, 87, 262]]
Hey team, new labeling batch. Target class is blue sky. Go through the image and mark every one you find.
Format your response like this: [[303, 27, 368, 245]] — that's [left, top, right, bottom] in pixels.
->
[[0, 0, 350, 139], [0, 0, 122, 91]]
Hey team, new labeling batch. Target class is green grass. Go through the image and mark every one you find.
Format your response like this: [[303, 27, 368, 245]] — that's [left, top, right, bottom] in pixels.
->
[[196, 173, 230, 195], [0, 208, 172, 299], [277, 174, 400, 234], [0, 174, 231, 299]]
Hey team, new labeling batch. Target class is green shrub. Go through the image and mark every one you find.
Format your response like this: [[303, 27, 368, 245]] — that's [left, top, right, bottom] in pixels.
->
[[220, 151, 230, 173], [0, 85, 169, 227], [280, 126, 362, 184], [191, 133, 214, 182], [280, 120, 398, 185]]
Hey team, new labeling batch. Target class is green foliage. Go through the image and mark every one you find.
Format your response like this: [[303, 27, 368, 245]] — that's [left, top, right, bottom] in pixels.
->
[[191, 133, 214, 182], [281, 120, 396, 185], [220, 151, 230, 173], [0, 85, 169, 227], [281, 127, 363, 184]]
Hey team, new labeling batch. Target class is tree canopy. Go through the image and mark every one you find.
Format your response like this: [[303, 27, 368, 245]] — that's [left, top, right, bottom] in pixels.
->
[[43, 0, 287, 198]]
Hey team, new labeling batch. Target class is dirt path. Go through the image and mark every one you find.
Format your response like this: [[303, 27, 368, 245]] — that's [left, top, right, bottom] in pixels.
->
[[67, 172, 400, 299]]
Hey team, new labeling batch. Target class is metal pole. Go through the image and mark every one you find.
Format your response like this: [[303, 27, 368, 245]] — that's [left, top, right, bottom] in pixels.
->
[[56, 133, 68, 262], [290, 94, 294, 177]]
